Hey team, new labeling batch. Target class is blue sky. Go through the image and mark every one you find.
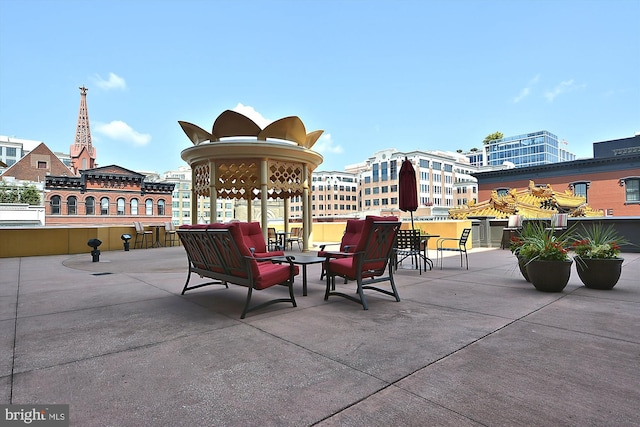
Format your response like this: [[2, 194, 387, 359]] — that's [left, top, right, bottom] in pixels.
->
[[1, 0, 639, 174]]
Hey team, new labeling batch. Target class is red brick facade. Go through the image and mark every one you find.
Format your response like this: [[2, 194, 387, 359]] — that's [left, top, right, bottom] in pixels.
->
[[476, 155, 640, 217], [45, 165, 174, 226]]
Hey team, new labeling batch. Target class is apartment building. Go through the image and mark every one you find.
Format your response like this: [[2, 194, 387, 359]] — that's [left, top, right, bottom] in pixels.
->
[[299, 170, 359, 219]]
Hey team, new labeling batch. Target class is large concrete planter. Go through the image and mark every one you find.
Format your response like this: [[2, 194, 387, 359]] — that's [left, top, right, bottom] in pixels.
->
[[526, 259, 573, 292], [575, 257, 624, 290]]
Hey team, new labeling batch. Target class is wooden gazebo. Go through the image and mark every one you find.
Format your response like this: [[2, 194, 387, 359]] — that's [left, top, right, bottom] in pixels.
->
[[179, 110, 324, 251]]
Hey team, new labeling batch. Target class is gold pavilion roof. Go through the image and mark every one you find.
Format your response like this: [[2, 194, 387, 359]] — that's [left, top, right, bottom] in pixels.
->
[[178, 110, 323, 149], [449, 180, 604, 219]]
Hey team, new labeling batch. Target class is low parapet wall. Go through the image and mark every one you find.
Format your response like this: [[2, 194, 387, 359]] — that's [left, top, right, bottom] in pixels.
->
[[0, 220, 474, 258], [475, 216, 639, 253]]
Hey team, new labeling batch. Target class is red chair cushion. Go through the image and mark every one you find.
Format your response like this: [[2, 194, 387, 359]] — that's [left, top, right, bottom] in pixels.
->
[[342, 219, 365, 250], [253, 262, 295, 290], [326, 256, 378, 280], [239, 222, 267, 253], [254, 251, 285, 258]]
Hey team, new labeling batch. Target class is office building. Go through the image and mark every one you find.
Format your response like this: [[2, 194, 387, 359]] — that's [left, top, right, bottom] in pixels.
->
[[485, 130, 576, 168]]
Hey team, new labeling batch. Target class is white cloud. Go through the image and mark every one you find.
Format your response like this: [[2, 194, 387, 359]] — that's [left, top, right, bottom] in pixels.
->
[[313, 133, 343, 154], [513, 74, 540, 103], [231, 103, 271, 128], [544, 79, 585, 102], [93, 72, 126, 90], [94, 121, 151, 146], [513, 87, 530, 103]]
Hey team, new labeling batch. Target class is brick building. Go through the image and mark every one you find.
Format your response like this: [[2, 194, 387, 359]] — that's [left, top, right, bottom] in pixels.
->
[[473, 135, 640, 217], [0, 86, 174, 225]]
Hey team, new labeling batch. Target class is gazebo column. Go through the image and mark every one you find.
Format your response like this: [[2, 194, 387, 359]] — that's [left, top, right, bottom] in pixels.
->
[[284, 198, 290, 234], [260, 159, 269, 242], [190, 167, 198, 225], [302, 164, 310, 252], [209, 160, 217, 224], [247, 197, 252, 222]]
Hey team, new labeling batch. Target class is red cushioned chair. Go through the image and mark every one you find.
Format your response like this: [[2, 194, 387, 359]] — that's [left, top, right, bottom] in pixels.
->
[[323, 216, 401, 310], [178, 222, 298, 318], [317, 218, 365, 280], [238, 222, 284, 259]]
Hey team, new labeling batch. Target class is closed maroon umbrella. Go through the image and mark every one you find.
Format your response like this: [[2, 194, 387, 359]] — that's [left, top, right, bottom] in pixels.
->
[[399, 157, 418, 229]]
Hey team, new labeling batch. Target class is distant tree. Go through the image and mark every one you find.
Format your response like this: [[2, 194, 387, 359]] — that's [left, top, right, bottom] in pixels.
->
[[483, 131, 503, 145], [456, 149, 463, 153], [0, 182, 41, 205], [470, 147, 479, 152], [20, 185, 42, 205]]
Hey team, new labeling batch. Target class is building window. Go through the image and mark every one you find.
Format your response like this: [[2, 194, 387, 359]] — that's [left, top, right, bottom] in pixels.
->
[[569, 181, 589, 201], [67, 196, 77, 215], [100, 197, 109, 215], [85, 197, 95, 215], [131, 199, 138, 215], [37, 161, 47, 169], [620, 177, 640, 204], [51, 195, 61, 215], [117, 198, 125, 215], [146, 199, 153, 215], [158, 199, 165, 215]]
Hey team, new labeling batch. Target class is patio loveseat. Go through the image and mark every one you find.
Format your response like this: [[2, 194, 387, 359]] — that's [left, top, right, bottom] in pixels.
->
[[177, 222, 298, 318]]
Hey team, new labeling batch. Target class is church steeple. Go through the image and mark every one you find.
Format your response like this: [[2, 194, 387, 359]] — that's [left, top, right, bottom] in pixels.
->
[[69, 85, 97, 174]]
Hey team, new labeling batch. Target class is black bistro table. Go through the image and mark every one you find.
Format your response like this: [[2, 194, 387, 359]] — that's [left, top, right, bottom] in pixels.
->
[[272, 255, 325, 296]]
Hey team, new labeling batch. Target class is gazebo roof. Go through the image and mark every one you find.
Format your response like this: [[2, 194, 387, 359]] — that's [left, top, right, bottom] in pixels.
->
[[178, 110, 324, 148], [179, 110, 324, 200]]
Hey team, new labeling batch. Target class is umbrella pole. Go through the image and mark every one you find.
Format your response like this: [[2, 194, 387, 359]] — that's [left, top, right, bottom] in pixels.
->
[[410, 211, 415, 230]]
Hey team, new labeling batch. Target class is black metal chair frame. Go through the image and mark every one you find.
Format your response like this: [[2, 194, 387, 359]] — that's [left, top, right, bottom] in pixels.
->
[[267, 227, 279, 251], [134, 221, 152, 249], [164, 222, 179, 247], [287, 227, 302, 250], [178, 228, 297, 319], [436, 228, 471, 270], [323, 221, 401, 310], [395, 229, 429, 274]]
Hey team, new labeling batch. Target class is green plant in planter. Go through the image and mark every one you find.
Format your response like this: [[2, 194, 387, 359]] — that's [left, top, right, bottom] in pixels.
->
[[571, 223, 630, 289], [518, 221, 572, 262], [571, 223, 628, 259], [519, 221, 575, 292]]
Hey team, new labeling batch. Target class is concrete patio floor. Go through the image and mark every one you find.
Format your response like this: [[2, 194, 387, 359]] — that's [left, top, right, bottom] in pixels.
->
[[1, 246, 639, 426]]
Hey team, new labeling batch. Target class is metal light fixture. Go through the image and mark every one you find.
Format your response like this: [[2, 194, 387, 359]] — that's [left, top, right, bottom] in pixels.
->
[[121, 234, 132, 251], [87, 238, 102, 262]]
